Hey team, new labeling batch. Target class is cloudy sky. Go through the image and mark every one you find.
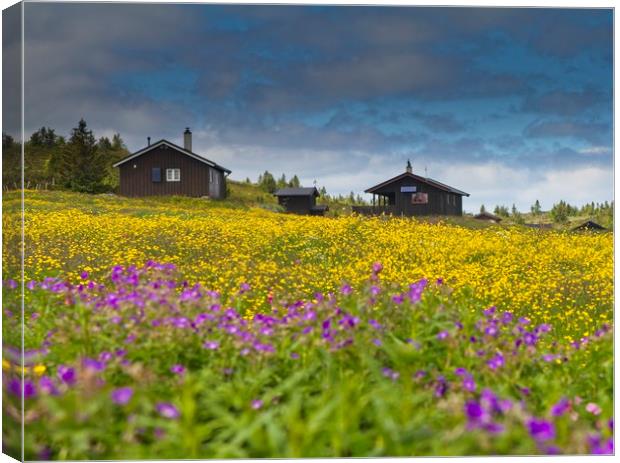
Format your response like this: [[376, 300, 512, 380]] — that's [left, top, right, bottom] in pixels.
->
[[10, 3, 614, 211]]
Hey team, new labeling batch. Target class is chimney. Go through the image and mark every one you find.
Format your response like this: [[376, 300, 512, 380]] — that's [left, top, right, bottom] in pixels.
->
[[406, 159, 412, 173], [147, 136, 151, 146], [184, 127, 192, 152]]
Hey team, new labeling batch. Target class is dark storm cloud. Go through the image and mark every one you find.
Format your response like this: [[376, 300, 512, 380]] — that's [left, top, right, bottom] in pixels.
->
[[521, 87, 609, 116], [524, 119, 610, 144], [11, 3, 613, 208]]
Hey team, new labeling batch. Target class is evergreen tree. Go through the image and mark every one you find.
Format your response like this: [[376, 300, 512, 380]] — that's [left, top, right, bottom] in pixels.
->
[[480, 204, 486, 213], [531, 200, 541, 215], [277, 173, 288, 189], [288, 175, 301, 188], [258, 171, 277, 193], [58, 119, 108, 193], [511, 204, 518, 216]]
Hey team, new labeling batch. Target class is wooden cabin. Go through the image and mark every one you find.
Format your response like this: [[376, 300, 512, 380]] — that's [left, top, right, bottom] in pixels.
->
[[274, 187, 329, 216], [113, 128, 231, 198], [353, 162, 469, 217], [474, 211, 502, 223], [572, 220, 606, 231]]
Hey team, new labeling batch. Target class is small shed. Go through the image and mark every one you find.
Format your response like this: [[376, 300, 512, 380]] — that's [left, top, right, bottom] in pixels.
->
[[274, 187, 329, 216], [474, 211, 502, 223], [572, 220, 606, 231]]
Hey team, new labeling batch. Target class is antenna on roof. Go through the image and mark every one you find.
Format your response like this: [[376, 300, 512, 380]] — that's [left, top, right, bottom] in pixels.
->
[[425, 166, 428, 178]]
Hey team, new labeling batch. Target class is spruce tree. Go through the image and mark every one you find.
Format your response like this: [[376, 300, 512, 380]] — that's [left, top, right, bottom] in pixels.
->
[[59, 119, 108, 193]]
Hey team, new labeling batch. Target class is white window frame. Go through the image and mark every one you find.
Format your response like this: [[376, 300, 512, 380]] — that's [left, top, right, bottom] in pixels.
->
[[166, 168, 180, 182]]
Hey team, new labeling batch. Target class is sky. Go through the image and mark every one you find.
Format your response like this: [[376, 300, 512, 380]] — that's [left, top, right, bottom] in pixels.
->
[[5, 3, 614, 211]]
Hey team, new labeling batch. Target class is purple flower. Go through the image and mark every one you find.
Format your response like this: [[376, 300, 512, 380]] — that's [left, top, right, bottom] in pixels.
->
[[57, 365, 76, 385], [434, 376, 448, 397], [39, 376, 58, 395], [203, 340, 220, 350], [483, 306, 496, 317], [170, 364, 186, 376], [80, 271, 89, 280], [99, 351, 113, 363], [82, 357, 106, 372], [251, 399, 263, 410], [518, 317, 531, 325], [487, 352, 504, 370], [340, 284, 353, 295], [462, 376, 476, 392], [4, 279, 17, 289], [156, 402, 180, 419], [372, 338, 382, 346], [523, 332, 538, 346], [591, 438, 614, 455], [436, 330, 449, 341], [391, 294, 404, 304], [369, 319, 382, 330], [381, 367, 400, 381], [8, 379, 36, 399], [238, 282, 251, 294], [550, 397, 570, 417], [372, 262, 383, 274], [500, 312, 513, 324], [370, 285, 380, 296], [527, 418, 555, 442], [465, 400, 485, 422], [111, 387, 133, 405]]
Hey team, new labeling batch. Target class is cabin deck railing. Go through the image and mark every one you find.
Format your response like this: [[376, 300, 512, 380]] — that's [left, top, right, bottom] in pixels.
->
[[351, 205, 396, 216]]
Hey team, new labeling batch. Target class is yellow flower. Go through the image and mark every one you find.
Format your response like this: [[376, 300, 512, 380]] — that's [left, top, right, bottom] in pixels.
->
[[2, 359, 11, 371], [33, 364, 46, 375]]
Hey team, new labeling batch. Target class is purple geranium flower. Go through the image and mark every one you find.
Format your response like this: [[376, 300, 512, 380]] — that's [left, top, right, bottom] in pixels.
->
[[57, 365, 76, 385], [170, 364, 186, 376], [111, 387, 133, 405], [156, 402, 180, 419], [203, 340, 220, 350], [527, 418, 555, 442], [550, 397, 570, 417], [251, 399, 263, 410]]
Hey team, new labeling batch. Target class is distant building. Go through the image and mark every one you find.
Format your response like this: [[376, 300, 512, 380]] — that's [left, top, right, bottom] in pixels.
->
[[474, 211, 502, 223], [572, 220, 606, 231], [113, 128, 231, 198], [352, 161, 469, 217], [274, 187, 329, 216]]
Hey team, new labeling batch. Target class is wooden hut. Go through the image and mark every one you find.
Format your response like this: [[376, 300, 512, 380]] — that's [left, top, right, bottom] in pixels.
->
[[572, 220, 606, 231], [352, 161, 469, 217], [474, 211, 502, 223], [273, 187, 329, 216]]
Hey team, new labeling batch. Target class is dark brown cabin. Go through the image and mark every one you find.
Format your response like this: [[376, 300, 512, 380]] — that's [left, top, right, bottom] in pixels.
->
[[274, 187, 329, 216], [352, 162, 469, 217], [474, 211, 502, 223], [113, 128, 231, 198]]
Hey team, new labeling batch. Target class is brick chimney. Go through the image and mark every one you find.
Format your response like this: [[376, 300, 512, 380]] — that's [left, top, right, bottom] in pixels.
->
[[406, 159, 412, 173], [183, 127, 192, 152]]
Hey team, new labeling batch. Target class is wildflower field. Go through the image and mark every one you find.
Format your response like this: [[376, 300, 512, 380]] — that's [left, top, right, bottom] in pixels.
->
[[2, 190, 614, 458]]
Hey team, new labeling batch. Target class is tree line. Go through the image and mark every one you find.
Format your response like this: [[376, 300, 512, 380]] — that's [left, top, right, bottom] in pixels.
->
[[2, 119, 129, 193], [479, 199, 613, 225]]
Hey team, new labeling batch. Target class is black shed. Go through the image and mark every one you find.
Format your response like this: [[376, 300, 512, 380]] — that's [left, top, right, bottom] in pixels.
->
[[353, 162, 469, 217], [274, 187, 329, 216]]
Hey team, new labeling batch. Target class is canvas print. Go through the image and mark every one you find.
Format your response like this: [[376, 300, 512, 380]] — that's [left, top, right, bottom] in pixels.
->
[[1, 1, 614, 459]]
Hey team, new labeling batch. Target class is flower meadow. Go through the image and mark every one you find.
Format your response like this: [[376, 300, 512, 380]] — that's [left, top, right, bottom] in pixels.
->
[[2, 262, 613, 458], [1, 190, 614, 458]]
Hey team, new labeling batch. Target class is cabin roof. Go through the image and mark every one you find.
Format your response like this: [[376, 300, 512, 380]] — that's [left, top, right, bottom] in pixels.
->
[[112, 139, 232, 174], [572, 220, 606, 231], [274, 187, 319, 197], [474, 211, 502, 221], [365, 171, 469, 196]]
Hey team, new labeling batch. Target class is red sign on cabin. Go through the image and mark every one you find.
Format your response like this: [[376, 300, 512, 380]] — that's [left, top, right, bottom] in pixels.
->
[[412, 192, 428, 204]]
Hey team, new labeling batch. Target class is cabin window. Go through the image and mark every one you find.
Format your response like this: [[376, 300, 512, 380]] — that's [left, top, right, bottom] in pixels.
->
[[166, 168, 180, 182], [152, 167, 161, 182]]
